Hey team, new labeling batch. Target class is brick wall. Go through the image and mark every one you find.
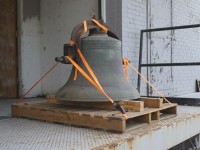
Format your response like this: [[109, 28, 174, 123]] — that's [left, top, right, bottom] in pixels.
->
[[172, 0, 200, 95], [122, 0, 147, 95], [121, 0, 200, 96]]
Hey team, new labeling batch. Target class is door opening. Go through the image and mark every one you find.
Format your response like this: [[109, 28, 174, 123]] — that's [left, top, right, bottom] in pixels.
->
[[0, 0, 18, 98]]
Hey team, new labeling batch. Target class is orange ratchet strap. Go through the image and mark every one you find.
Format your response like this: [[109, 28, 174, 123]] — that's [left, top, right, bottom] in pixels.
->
[[67, 53, 128, 119], [73, 68, 78, 80], [83, 20, 87, 33], [69, 40, 78, 80], [70, 40, 75, 45], [68, 41, 128, 120], [91, 19, 108, 32], [123, 58, 172, 105], [123, 58, 129, 80], [68, 20, 128, 119]]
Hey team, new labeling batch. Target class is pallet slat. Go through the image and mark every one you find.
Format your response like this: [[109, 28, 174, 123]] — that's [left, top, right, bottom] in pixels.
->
[[139, 97, 163, 108]]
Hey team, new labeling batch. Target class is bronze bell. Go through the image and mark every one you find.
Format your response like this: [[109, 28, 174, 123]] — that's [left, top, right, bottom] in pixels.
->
[[55, 20, 140, 102]]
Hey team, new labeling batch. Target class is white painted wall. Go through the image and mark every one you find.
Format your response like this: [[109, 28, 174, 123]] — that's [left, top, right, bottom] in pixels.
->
[[18, 0, 98, 97], [40, 0, 99, 95], [122, 0, 148, 95], [18, 0, 42, 97], [148, 0, 173, 96], [172, 0, 200, 96]]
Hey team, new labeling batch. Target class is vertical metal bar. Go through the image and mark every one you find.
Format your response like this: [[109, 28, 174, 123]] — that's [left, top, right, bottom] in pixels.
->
[[98, 0, 102, 19], [137, 31, 144, 92], [100, 0, 106, 21]]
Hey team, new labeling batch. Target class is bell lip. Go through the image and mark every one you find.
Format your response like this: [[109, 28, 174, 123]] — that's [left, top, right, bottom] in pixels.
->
[[55, 96, 140, 102]]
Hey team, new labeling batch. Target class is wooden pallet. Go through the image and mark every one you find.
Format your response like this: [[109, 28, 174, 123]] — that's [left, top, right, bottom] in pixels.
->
[[11, 96, 177, 132]]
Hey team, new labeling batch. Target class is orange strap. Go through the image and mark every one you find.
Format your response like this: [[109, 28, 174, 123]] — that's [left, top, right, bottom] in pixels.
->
[[67, 40, 128, 119], [70, 40, 75, 45], [67, 55, 128, 119], [83, 20, 87, 33], [68, 20, 127, 119], [69, 40, 78, 80], [91, 19, 108, 32], [76, 48, 104, 91], [66, 56, 103, 94], [123, 58, 172, 105], [74, 68, 78, 80], [73, 20, 88, 80], [123, 58, 129, 80]]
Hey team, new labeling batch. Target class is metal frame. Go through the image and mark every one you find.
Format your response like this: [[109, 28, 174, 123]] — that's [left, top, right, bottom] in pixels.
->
[[197, 80, 200, 92], [138, 24, 200, 92]]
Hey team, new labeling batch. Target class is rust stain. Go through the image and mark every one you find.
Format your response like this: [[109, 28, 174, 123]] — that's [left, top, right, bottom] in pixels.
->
[[108, 145, 118, 150], [127, 138, 134, 150], [92, 143, 118, 150]]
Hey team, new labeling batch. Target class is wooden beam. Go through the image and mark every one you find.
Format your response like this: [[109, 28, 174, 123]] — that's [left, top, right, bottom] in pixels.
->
[[119, 101, 144, 112], [139, 97, 163, 108], [151, 111, 160, 120], [160, 106, 177, 114], [11, 104, 125, 132], [134, 114, 151, 124]]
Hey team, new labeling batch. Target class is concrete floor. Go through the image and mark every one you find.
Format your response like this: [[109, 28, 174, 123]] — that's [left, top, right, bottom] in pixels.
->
[[0, 98, 200, 149], [0, 98, 16, 117], [0, 98, 44, 118], [176, 92, 200, 98], [0, 96, 200, 149], [0, 105, 200, 150]]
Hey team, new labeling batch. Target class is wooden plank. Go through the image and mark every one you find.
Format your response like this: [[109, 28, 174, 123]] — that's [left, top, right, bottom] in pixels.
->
[[139, 97, 163, 108], [151, 111, 160, 120], [134, 114, 151, 124], [160, 106, 177, 114], [11, 104, 125, 132], [126, 103, 177, 119], [46, 95, 56, 99], [119, 100, 144, 112]]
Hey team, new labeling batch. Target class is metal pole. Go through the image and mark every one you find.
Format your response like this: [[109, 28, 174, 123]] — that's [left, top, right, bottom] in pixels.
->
[[142, 24, 200, 32], [141, 62, 200, 67], [137, 31, 143, 92]]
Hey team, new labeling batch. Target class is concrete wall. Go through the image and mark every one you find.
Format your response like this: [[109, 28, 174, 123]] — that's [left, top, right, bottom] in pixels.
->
[[122, 0, 200, 96], [18, 0, 42, 97], [18, 0, 99, 97], [40, 0, 99, 95]]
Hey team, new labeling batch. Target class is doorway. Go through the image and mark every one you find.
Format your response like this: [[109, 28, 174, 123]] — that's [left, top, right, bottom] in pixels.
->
[[0, 0, 18, 98]]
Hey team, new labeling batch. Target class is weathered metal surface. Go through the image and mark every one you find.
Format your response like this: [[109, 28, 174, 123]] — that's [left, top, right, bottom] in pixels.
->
[[0, 106, 200, 150], [149, 0, 173, 97], [56, 32, 140, 102]]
